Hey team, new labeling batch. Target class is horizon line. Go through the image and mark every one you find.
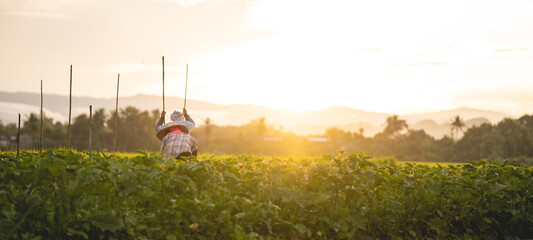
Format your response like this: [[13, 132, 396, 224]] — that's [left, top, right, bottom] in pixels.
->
[[0, 90, 516, 117]]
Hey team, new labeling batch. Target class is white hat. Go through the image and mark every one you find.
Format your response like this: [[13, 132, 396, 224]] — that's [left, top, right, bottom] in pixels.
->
[[156, 122, 189, 140], [170, 111, 184, 121]]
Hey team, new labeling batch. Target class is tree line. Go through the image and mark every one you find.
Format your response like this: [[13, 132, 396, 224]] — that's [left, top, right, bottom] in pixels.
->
[[0, 107, 160, 152], [1, 106, 532, 163]]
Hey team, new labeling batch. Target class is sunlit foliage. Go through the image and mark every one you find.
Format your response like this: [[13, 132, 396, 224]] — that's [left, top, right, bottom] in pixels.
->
[[1, 150, 532, 239]]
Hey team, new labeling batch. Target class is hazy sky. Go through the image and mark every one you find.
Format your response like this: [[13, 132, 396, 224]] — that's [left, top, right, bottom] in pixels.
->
[[1, 0, 533, 115]]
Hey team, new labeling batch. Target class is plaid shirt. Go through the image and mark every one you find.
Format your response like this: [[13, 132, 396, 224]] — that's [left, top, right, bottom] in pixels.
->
[[160, 133, 198, 158]]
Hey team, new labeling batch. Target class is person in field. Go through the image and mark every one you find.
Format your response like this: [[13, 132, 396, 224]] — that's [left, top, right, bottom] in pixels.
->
[[156, 108, 198, 158]]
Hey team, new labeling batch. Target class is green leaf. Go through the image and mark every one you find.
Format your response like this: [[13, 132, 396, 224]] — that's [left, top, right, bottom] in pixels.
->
[[428, 217, 449, 234], [311, 193, 331, 205], [232, 223, 247, 239], [351, 210, 366, 230], [166, 235, 177, 240], [223, 170, 241, 182], [294, 223, 307, 235], [235, 212, 246, 219], [67, 228, 89, 239], [64, 179, 79, 197], [25, 195, 41, 213], [90, 213, 123, 232]]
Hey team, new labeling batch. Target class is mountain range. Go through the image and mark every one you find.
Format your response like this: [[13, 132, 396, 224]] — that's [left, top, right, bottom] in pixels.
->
[[0, 91, 514, 138]]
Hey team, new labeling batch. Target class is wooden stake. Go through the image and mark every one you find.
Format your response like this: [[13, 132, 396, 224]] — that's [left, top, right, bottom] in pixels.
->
[[67, 65, 72, 150], [162, 56, 165, 123], [17, 113, 20, 159], [113, 74, 119, 159], [184, 64, 188, 110], [89, 105, 93, 160], [40, 80, 43, 153]]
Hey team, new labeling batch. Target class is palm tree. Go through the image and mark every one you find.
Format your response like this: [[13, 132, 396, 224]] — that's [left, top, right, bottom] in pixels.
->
[[382, 115, 408, 138], [251, 117, 267, 137], [450, 115, 465, 140]]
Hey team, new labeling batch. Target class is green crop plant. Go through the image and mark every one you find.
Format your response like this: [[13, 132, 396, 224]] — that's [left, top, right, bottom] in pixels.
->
[[1, 150, 532, 239]]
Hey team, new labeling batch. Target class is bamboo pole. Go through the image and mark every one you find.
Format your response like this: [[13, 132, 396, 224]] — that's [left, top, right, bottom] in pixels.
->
[[17, 113, 20, 159], [67, 65, 72, 150], [113, 74, 119, 159], [89, 105, 93, 160], [162, 56, 165, 123], [40, 80, 43, 153], [184, 64, 188, 110]]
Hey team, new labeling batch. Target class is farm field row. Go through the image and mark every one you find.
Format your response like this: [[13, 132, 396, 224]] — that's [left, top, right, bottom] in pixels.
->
[[1, 149, 469, 166], [1, 150, 532, 239]]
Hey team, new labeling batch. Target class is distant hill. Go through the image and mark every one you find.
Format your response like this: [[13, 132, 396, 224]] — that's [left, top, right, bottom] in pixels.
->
[[403, 107, 509, 124], [410, 117, 491, 139], [0, 91, 513, 137]]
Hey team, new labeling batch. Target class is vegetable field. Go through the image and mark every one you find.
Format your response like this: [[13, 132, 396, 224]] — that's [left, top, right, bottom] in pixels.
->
[[1, 150, 532, 239]]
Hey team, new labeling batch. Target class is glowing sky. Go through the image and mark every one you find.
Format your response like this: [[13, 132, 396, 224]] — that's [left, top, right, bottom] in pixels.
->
[[1, 0, 533, 115]]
